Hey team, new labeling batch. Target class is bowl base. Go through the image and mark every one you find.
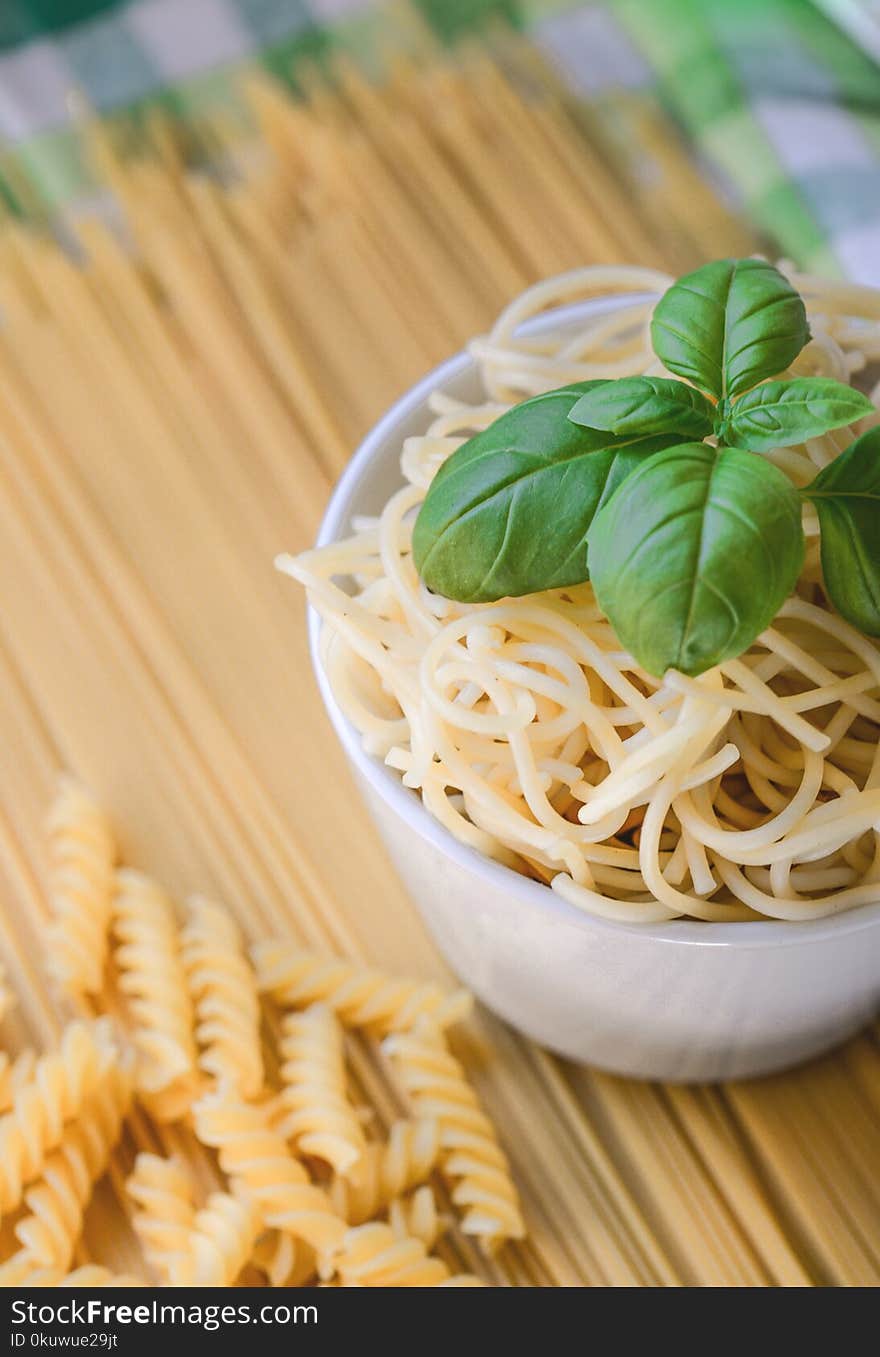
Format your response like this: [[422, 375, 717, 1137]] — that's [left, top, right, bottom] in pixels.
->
[[470, 996, 874, 1083]]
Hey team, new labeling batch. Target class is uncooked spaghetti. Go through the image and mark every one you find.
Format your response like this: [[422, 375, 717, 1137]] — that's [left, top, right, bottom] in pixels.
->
[[282, 264, 880, 924]]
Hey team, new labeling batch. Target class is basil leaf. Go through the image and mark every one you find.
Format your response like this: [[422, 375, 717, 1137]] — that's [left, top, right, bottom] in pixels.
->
[[588, 443, 804, 677], [651, 258, 809, 400], [719, 378, 874, 452], [568, 376, 715, 439], [412, 383, 679, 603], [803, 427, 880, 635]]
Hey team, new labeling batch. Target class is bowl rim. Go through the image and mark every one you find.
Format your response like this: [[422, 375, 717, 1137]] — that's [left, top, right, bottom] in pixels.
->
[[307, 296, 880, 952]]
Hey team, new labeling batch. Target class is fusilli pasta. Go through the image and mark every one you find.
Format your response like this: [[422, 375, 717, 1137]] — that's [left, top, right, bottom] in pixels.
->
[[126, 1153, 197, 1285], [46, 777, 116, 996], [2, 1263, 146, 1287], [278, 1004, 365, 1175], [0, 784, 507, 1289], [382, 1022, 525, 1251], [253, 942, 472, 1035], [113, 870, 199, 1120], [252, 1231, 315, 1288], [167, 1190, 260, 1287], [59, 1267, 146, 1287], [12, 1061, 132, 1269], [330, 1221, 459, 1287], [0, 1019, 117, 1216], [0, 1253, 45, 1286], [329, 1118, 441, 1224], [388, 1185, 445, 1250], [192, 1091, 346, 1257], [0, 1049, 37, 1115], [181, 896, 263, 1099]]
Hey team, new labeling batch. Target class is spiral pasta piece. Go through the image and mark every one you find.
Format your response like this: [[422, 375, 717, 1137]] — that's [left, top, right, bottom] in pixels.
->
[[0, 1253, 46, 1286], [0, 1019, 117, 1216], [2, 1263, 146, 1287], [59, 1267, 146, 1287], [330, 1221, 450, 1286], [278, 1005, 365, 1175], [0, 1049, 37, 1114], [252, 1231, 316, 1287], [181, 896, 263, 1099], [329, 1118, 441, 1224], [13, 1062, 132, 1269], [168, 1190, 261, 1287], [383, 1023, 525, 1251], [46, 777, 116, 996], [113, 869, 199, 1120], [253, 941, 472, 1035], [126, 1153, 197, 1284], [192, 1092, 346, 1257], [389, 1185, 445, 1250]]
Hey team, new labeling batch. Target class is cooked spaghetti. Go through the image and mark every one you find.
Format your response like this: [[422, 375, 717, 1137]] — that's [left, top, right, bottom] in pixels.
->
[[282, 264, 880, 924]]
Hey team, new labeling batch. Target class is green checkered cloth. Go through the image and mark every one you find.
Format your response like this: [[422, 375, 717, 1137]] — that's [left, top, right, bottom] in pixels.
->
[[0, 0, 878, 283]]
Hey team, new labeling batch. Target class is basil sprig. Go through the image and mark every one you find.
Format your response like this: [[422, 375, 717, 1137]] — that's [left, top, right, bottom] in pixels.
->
[[412, 384, 679, 603], [413, 258, 879, 677]]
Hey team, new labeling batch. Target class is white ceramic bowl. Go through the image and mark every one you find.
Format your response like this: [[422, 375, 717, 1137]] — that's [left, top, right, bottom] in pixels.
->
[[307, 302, 880, 1082]]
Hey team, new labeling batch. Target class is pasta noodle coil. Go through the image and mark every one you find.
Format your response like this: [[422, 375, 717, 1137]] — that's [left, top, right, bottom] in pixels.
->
[[12, 1062, 132, 1269], [57, 1267, 146, 1287], [251, 1230, 316, 1288], [167, 1190, 261, 1287], [0, 1049, 37, 1115], [330, 1220, 473, 1287], [329, 1117, 441, 1224], [252, 941, 472, 1034], [383, 1023, 525, 1251], [181, 895, 263, 1098], [46, 777, 116, 996], [278, 1004, 366, 1175], [126, 1153, 197, 1285], [6, 1264, 146, 1287], [191, 1091, 346, 1256], [0, 1019, 117, 1216], [112, 869, 199, 1120], [388, 1185, 446, 1250]]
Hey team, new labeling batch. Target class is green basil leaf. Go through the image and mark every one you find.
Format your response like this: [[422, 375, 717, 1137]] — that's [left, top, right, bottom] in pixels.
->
[[568, 376, 715, 439], [588, 443, 805, 677], [412, 383, 680, 603], [651, 258, 810, 400], [802, 427, 880, 635], [719, 378, 874, 451]]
